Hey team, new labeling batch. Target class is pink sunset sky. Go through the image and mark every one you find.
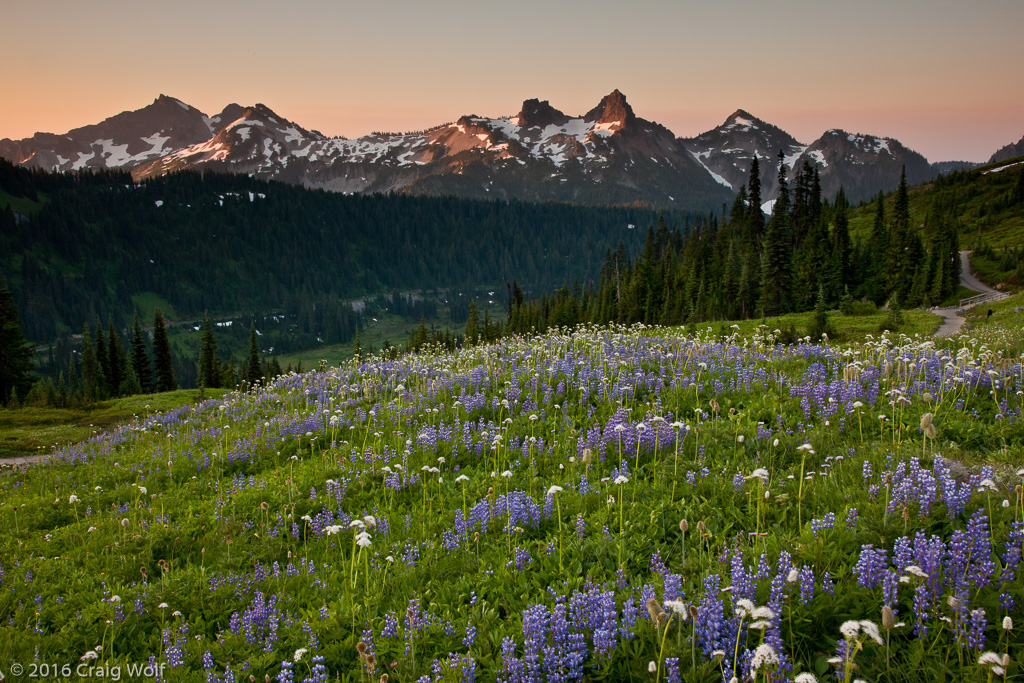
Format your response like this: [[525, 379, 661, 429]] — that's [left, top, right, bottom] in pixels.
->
[[3, 0, 1022, 163]]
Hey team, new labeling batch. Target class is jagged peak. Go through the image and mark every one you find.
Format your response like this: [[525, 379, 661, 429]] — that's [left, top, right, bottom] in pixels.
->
[[725, 108, 757, 124], [512, 99, 568, 129], [584, 89, 634, 126]]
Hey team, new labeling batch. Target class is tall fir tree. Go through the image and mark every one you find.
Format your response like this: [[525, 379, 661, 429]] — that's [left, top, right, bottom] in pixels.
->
[[464, 302, 480, 345], [760, 150, 793, 317], [130, 311, 152, 393], [245, 322, 263, 385], [822, 188, 851, 303], [869, 192, 890, 303], [152, 308, 177, 392], [80, 324, 106, 403], [106, 317, 128, 396], [0, 279, 36, 406], [198, 311, 220, 389], [746, 156, 765, 245], [888, 167, 916, 301], [95, 325, 110, 393]]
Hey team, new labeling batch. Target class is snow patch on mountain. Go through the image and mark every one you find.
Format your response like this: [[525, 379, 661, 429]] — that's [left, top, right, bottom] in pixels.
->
[[783, 146, 809, 173], [688, 150, 734, 189]]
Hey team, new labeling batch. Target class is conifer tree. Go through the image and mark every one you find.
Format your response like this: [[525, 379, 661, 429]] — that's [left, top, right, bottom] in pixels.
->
[[245, 322, 263, 386], [152, 308, 177, 392], [80, 324, 106, 403], [106, 317, 128, 396], [130, 312, 152, 393], [198, 311, 219, 389], [869, 193, 890, 303], [746, 156, 765, 244], [353, 327, 363, 359], [464, 302, 480, 345], [888, 167, 914, 300], [1012, 164, 1024, 204], [829, 188, 852, 300], [95, 325, 110, 393], [0, 279, 35, 406], [68, 353, 81, 402], [221, 359, 238, 389], [809, 284, 834, 341], [760, 151, 793, 316]]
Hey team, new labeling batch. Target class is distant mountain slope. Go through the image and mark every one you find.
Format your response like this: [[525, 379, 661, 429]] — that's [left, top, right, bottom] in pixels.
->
[[989, 134, 1024, 164], [680, 109, 806, 198], [800, 129, 933, 202], [131, 90, 732, 210], [681, 112, 935, 204], [0, 96, 217, 172]]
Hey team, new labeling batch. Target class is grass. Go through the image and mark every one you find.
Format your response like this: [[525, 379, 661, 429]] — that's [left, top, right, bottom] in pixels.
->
[[0, 188, 46, 215], [955, 291, 1024, 355], [2, 294, 1017, 680], [2, 317, 1020, 681], [683, 307, 942, 341], [0, 389, 227, 460], [276, 301, 508, 369], [131, 292, 179, 323]]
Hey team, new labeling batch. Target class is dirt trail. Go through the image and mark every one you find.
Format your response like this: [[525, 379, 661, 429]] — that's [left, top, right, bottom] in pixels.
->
[[931, 250, 999, 338]]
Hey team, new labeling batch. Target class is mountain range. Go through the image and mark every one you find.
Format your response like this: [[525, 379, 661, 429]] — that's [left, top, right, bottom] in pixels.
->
[[2, 92, 1015, 208]]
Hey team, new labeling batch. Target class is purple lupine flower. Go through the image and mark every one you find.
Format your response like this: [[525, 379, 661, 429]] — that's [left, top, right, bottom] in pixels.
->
[[854, 545, 889, 588], [811, 512, 835, 537], [798, 566, 815, 605], [665, 657, 681, 683], [967, 608, 987, 650], [845, 508, 859, 529]]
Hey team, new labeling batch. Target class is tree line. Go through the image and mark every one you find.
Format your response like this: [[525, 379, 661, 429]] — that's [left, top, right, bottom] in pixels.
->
[[6, 300, 291, 408], [502, 154, 964, 336]]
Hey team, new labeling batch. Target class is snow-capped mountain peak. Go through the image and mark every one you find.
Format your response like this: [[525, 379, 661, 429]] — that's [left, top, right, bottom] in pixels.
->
[[1, 91, 968, 208]]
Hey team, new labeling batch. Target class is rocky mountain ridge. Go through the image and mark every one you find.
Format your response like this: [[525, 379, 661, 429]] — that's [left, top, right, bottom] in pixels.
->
[[2, 92, 1015, 208]]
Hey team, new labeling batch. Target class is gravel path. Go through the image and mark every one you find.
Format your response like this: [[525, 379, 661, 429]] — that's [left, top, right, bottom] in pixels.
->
[[930, 251, 999, 337], [958, 250, 1000, 295], [0, 454, 48, 467], [932, 307, 967, 337]]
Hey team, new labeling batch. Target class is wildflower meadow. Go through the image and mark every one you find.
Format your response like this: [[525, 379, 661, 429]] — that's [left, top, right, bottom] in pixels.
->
[[1, 322, 1022, 682]]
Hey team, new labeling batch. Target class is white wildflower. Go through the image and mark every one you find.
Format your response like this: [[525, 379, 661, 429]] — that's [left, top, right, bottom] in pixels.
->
[[840, 620, 861, 639], [746, 468, 769, 482], [734, 598, 755, 617], [859, 620, 883, 645], [750, 643, 779, 670]]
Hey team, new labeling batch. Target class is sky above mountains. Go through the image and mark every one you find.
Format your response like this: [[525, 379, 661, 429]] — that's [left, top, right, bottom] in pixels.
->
[[4, 0, 1022, 163]]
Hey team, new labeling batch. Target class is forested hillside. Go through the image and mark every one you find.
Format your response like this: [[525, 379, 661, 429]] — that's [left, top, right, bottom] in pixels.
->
[[505, 155, 973, 335], [0, 160, 696, 343]]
